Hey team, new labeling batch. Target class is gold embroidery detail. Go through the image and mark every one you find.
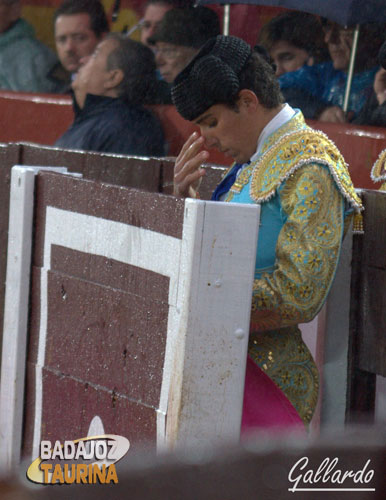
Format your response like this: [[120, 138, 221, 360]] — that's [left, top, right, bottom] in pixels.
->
[[371, 149, 386, 185], [249, 326, 319, 424], [353, 212, 364, 234], [230, 162, 255, 193], [249, 129, 363, 212], [250, 166, 343, 332], [227, 112, 307, 197], [260, 112, 305, 155]]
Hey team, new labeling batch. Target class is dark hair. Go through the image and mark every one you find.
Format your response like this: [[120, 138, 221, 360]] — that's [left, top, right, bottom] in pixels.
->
[[235, 50, 283, 109], [148, 6, 220, 48], [321, 20, 386, 71], [105, 34, 157, 104], [54, 0, 109, 37], [144, 0, 193, 9], [259, 11, 328, 63], [172, 35, 283, 121]]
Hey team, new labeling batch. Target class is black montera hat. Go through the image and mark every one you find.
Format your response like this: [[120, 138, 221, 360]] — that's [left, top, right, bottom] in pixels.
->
[[171, 35, 252, 121], [148, 7, 220, 49]]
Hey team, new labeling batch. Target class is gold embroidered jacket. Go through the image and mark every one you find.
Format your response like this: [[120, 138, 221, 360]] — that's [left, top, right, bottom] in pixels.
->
[[223, 111, 362, 423], [371, 149, 386, 191]]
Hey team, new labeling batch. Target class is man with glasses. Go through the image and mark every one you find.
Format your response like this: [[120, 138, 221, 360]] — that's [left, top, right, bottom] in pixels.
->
[[278, 19, 384, 122], [140, 0, 189, 48], [148, 6, 220, 84]]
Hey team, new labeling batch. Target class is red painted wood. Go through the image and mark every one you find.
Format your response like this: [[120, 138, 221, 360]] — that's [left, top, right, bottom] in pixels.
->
[[45, 267, 168, 407], [307, 120, 386, 189], [40, 367, 156, 450], [3, 91, 384, 188], [32, 172, 185, 267], [23, 171, 185, 456], [0, 91, 73, 144]]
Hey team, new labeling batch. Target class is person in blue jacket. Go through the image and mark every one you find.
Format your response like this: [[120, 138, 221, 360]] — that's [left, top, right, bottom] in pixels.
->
[[278, 21, 384, 122], [55, 34, 165, 157]]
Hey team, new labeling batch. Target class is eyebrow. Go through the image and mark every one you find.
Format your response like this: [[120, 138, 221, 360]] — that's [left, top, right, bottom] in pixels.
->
[[195, 113, 213, 125]]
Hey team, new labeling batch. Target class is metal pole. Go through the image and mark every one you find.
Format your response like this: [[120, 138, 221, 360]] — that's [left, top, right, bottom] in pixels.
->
[[223, 4, 230, 35], [343, 24, 360, 113]]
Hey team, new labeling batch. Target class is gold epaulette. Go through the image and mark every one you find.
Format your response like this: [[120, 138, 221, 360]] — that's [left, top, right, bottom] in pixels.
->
[[371, 149, 386, 186], [250, 128, 363, 212]]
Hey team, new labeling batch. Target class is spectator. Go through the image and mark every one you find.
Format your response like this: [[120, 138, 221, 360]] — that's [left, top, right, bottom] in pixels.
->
[[0, 0, 64, 92], [259, 11, 328, 77], [148, 6, 220, 84], [140, 0, 188, 104], [140, 0, 190, 48], [279, 21, 385, 122], [354, 40, 386, 127], [55, 34, 165, 156], [53, 0, 109, 88]]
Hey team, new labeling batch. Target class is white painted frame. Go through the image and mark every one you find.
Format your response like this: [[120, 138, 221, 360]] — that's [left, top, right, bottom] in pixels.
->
[[0, 170, 260, 470], [166, 200, 259, 450], [31, 201, 259, 458], [0, 166, 70, 473]]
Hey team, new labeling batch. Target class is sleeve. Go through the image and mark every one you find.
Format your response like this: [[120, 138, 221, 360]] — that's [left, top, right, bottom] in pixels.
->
[[250, 163, 345, 331]]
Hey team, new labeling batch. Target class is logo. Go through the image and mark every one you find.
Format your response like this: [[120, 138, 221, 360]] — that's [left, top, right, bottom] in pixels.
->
[[27, 434, 130, 485], [288, 456, 375, 493]]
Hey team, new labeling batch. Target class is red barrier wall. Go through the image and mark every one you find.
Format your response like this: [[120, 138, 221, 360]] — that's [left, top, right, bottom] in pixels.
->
[[0, 91, 73, 145], [1, 90, 385, 188]]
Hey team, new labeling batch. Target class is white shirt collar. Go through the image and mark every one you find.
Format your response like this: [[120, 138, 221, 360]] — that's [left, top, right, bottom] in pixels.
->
[[250, 104, 296, 163]]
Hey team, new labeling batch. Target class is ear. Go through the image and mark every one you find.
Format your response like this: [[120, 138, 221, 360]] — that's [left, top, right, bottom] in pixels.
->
[[237, 89, 259, 111], [104, 68, 124, 91], [306, 56, 314, 66]]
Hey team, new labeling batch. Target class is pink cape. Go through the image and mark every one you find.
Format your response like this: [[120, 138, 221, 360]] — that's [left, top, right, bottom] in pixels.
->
[[241, 356, 305, 434]]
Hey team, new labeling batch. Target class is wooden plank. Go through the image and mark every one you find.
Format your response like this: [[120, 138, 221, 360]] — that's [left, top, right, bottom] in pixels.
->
[[0, 167, 76, 471], [345, 189, 386, 422], [27, 203, 182, 460], [359, 268, 386, 377], [44, 268, 168, 408], [0, 167, 36, 471], [319, 227, 354, 428], [356, 190, 386, 377], [166, 200, 259, 449], [0, 143, 21, 353], [16, 171, 259, 467], [20, 143, 162, 193], [307, 120, 386, 189], [160, 159, 228, 199], [82, 153, 161, 192], [20, 143, 87, 172]]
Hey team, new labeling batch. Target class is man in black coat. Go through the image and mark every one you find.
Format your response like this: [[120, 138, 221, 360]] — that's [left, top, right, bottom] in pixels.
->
[[55, 34, 165, 156]]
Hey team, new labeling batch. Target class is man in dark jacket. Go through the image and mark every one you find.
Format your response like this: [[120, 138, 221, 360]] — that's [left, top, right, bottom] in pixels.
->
[[55, 34, 165, 156], [354, 40, 386, 127]]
